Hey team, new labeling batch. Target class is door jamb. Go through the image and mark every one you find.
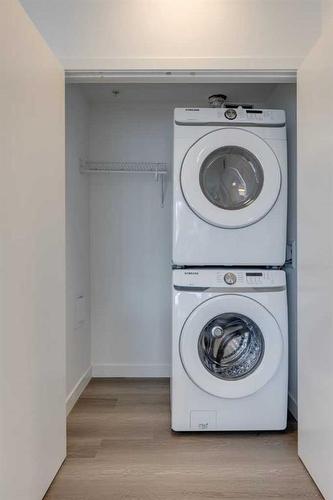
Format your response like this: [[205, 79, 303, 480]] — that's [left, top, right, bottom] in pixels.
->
[[65, 69, 297, 84]]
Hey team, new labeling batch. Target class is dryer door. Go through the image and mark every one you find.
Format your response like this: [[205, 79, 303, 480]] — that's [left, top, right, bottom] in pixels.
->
[[180, 128, 281, 228], [180, 294, 284, 398]]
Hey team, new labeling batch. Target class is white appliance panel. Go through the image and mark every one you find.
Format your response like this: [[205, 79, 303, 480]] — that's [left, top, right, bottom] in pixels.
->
[[172, 269, 288, 431], [173, 108, 288, 266]]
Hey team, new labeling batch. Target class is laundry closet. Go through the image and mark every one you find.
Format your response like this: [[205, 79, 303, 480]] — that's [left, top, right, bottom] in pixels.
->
[[7, 0, 333, 497], [65, 81, 297, 418]]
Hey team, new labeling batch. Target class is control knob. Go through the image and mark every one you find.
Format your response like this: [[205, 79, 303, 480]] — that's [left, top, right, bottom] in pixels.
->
[[224, 272, 237, 285], [224, 108, 237, 120]]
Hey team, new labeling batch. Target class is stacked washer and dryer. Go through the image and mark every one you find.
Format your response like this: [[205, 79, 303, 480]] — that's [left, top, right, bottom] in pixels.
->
[[172, 106, 288, 431]]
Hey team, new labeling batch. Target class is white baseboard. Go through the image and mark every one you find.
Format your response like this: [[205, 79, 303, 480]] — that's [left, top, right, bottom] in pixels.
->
[[66, 366, 92, 415], [92, 363, 170, 378], [288, 392, 298, 420]]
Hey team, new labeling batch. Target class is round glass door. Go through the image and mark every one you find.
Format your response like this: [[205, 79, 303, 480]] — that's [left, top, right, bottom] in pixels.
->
[[199, 146, 264, 211], [179, 294, 284, 398], [181, 128, 281, 228], [198, 312, 264, 380]]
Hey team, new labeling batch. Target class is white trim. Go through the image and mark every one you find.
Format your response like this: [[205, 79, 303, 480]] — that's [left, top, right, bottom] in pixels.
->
[[66, 367, 92, 415], [288, 392, 298, 420], [65, 67, 297, 84], [92, 363, 170, 378], [63, 56, 301, 72]]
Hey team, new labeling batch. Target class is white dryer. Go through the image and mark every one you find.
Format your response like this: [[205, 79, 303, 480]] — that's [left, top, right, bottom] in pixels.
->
[[172, 268, 288, 431], [173, 108, 287, 266]]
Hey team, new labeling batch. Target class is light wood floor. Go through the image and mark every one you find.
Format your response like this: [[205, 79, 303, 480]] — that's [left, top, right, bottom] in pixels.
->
[[44, 378, 322, 500]]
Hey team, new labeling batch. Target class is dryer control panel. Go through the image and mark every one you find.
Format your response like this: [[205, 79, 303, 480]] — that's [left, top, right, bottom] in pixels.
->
[[174, 108, 286, 127], [173, 268, 286, 289]]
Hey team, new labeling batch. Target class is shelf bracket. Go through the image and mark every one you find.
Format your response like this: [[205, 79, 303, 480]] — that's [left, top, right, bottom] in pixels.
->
[[157, 172, 166, 208]]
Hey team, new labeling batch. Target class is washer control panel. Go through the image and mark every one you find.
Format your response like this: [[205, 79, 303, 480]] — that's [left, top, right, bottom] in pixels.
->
[[173, 268, 286, 289]]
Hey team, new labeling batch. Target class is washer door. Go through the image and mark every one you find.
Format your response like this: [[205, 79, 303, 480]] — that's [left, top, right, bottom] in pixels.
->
[[180, 294, 284, 398], [181, 128, 281, 228]]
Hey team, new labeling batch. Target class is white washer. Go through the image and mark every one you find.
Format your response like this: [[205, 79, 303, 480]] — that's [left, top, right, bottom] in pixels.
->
[[173, 108, 287, 266], [172, 268, 288, 431]]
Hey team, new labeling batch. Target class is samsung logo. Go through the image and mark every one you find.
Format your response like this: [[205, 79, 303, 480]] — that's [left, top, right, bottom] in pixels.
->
[[184, 271, 199, 275], [185, 108, 199, 111]]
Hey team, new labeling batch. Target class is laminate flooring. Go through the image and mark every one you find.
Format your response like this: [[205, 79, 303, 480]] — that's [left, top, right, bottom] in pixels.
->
[[44, 378, 322, 500]]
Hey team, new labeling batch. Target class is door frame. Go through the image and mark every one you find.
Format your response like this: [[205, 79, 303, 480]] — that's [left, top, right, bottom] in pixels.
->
[[64, 62, 302, 467], [65, 68, 296, 84], [65, 64, 298, 408]]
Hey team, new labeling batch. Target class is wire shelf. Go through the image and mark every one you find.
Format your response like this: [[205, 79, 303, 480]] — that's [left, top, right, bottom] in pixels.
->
[[79, 160, 168, 207], [80, 161, 168, 175]]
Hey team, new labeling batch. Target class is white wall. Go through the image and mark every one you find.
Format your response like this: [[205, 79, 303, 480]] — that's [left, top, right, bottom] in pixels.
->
[[297, 1, 333, 496], [66, 85, 91, 411], [0, 0, 66, 498], [89, 102, 172, 376], [20, 0, 321, 70], [267, 84, 298, 418]]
